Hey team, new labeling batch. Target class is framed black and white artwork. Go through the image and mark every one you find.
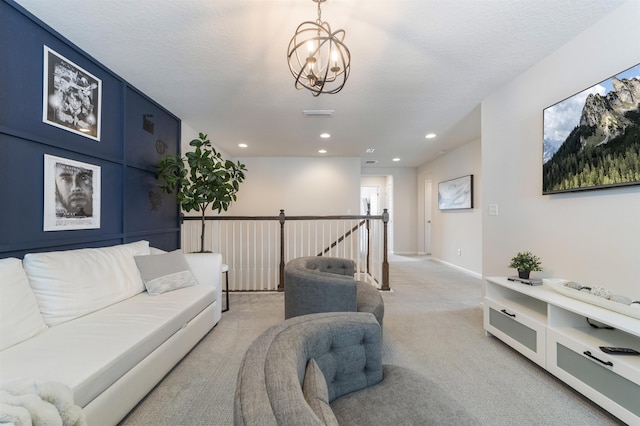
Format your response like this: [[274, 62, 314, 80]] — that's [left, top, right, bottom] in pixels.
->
[[44, 154, 101, 231], [43, 46, 102, 140]]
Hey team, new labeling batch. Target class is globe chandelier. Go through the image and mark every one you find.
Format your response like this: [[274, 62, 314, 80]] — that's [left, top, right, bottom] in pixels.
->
[[287, 0, 351, 96]]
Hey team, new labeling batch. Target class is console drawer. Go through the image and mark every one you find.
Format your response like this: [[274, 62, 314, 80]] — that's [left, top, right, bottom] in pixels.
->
[[547, 329, 640, 424], [484, 298, 546, 367]]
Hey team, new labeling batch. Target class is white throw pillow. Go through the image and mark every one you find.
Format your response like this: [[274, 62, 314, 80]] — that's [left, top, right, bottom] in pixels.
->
[[23, 240, 150, 326], [134, 250, 199, 295], [0, 258, 48, 350]]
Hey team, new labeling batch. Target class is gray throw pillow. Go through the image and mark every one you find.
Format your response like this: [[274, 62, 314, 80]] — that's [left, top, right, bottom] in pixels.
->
[[303, 358, 339, 426], [134, 250, 199, 295]]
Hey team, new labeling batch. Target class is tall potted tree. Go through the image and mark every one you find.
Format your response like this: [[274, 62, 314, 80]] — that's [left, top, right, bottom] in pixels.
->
[[156, 132, 247, 252]]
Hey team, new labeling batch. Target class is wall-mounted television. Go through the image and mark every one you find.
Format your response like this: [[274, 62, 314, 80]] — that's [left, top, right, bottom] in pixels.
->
[[542, 63, 640, 194]]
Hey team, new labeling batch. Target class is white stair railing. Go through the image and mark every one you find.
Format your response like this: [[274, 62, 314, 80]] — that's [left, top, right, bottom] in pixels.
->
[[181, 209, 390, 292]]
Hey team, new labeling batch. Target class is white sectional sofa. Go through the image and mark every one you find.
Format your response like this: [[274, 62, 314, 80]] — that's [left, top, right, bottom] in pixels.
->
[[0, 240, 222, 426]]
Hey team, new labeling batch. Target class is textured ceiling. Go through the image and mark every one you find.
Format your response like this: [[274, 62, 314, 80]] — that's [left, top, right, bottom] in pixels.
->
[[14, 0, 626, 167]]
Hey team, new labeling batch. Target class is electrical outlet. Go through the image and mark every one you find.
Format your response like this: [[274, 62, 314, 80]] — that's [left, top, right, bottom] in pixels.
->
[[489, 204, 499, 216], [457, 249, 462, 256]]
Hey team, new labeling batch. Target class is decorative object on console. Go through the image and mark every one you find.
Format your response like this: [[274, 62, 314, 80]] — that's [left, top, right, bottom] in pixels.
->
[[544, 278, 640, 320], [156, 132, 247, 252], [287, 0, 351, 96], [542, 63, 640, 194], [507, 276, 542, 286], [438, 175, 473, 210], [508, 251, 542, 279]]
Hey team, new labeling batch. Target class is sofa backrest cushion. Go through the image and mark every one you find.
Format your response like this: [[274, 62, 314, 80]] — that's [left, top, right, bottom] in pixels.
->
[[134, 250, 199, 295], [0, 258, 48, 350], [303, 358, 339, 426], [23, 240, 150, 326]]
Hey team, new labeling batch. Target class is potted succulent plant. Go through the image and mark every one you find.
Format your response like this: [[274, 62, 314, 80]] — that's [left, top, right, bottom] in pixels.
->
[[156, 132, 247, 252], [508, 251, 542, 279]]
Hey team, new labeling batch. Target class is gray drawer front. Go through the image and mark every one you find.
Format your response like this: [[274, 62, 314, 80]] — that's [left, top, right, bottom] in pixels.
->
[[557, 343, 640, 417], [489, 308, 536, 352]]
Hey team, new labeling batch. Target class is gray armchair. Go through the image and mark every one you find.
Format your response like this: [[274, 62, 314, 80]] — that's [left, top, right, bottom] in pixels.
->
[[284, 256, 384, 326], [234, 312, 480, 425]]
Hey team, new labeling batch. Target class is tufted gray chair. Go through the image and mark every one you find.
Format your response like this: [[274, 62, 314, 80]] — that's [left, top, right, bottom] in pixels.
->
[[234, 312, 480, 426], [284, 256, 384, 326]]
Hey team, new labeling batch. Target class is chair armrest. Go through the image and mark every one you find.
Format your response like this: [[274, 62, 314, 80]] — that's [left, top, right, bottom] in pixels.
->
[[184, 252, 222, 288]]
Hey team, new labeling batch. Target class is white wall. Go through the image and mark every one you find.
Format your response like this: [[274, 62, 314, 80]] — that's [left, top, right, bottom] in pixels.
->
[[180, 122, 234, 161], [222, 156, 361, 216], [481, 0, 640, 299], [417, 139, 482, 276], [362, 167, 417, 255]]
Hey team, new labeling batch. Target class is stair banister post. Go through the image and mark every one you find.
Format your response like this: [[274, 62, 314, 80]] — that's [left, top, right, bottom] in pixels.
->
[[278, 209, 286, 291], [381, 208, 390, 291]]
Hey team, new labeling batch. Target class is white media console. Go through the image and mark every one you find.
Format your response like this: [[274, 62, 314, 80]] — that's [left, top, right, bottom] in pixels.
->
[[483, 277, 640, 425]]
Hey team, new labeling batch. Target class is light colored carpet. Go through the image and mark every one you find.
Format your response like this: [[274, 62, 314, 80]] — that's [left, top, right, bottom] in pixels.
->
[[120, 256, 624, 425]]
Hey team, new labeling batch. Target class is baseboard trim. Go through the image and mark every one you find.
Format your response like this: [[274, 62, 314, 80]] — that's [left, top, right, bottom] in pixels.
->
[[431, 258, 482, 279]]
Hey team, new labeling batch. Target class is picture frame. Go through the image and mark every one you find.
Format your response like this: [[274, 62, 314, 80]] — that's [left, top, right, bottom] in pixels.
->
[[44, 154, 101, 231], [542, 63, 640, 194], [438, 175, 473, 210], [43, 45, 102, 141]]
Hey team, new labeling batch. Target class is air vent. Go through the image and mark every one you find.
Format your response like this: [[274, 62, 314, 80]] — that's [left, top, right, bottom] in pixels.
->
[[303, 110, 334, 117], [364, 160, 378, 164]]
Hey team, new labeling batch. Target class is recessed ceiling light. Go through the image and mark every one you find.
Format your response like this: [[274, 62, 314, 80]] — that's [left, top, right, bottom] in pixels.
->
[[425, 133, 436, 139], [238, 143, 248, 148], [320, 133, 331, 139], [318, 149, 327, 154], [392, 158, 400, 162]]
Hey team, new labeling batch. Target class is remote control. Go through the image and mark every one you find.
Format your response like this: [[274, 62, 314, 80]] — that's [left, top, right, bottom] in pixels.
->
[[599, 346, 640, 355]]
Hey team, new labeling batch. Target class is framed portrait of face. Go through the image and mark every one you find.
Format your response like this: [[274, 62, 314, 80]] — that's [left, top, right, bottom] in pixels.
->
[[44, 154, 101, 231]]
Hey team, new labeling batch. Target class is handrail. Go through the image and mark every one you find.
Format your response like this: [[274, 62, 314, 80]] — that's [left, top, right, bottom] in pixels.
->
[[318, 219, 366, 256], [181, 209, 390, 291]]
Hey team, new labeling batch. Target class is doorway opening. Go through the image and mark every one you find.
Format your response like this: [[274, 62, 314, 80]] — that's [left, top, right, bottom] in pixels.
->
[[361, 175, 393, 254]]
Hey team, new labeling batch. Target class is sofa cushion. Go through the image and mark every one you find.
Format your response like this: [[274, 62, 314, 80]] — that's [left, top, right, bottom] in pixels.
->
[[0, 258, 48, 351], [134, 250, 198, 295], [23, 241, 150, 326], [0, 284, 215, 408], [303, 358, 339, 426]]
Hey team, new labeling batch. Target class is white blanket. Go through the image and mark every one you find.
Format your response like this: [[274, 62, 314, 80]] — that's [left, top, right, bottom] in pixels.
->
[[0, 380, 85, 426]]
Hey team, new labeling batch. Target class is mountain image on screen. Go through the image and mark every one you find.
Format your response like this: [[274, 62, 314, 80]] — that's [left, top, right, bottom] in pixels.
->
[[543, 73, 640, 193]]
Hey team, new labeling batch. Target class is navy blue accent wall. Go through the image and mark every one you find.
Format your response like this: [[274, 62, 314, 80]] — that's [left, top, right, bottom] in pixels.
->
[[0, 0, 181, 258]]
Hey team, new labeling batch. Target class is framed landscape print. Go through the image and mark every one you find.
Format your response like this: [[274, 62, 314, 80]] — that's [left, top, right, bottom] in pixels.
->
[[44, 154, 101, 231], [542, 63, 640, 194], [43, 46, 102, 140], [438, 175, 473, 210]]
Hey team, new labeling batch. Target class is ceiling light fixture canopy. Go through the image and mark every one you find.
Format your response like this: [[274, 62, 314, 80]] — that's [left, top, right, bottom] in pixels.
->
[[287, 0, 350, 96]]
